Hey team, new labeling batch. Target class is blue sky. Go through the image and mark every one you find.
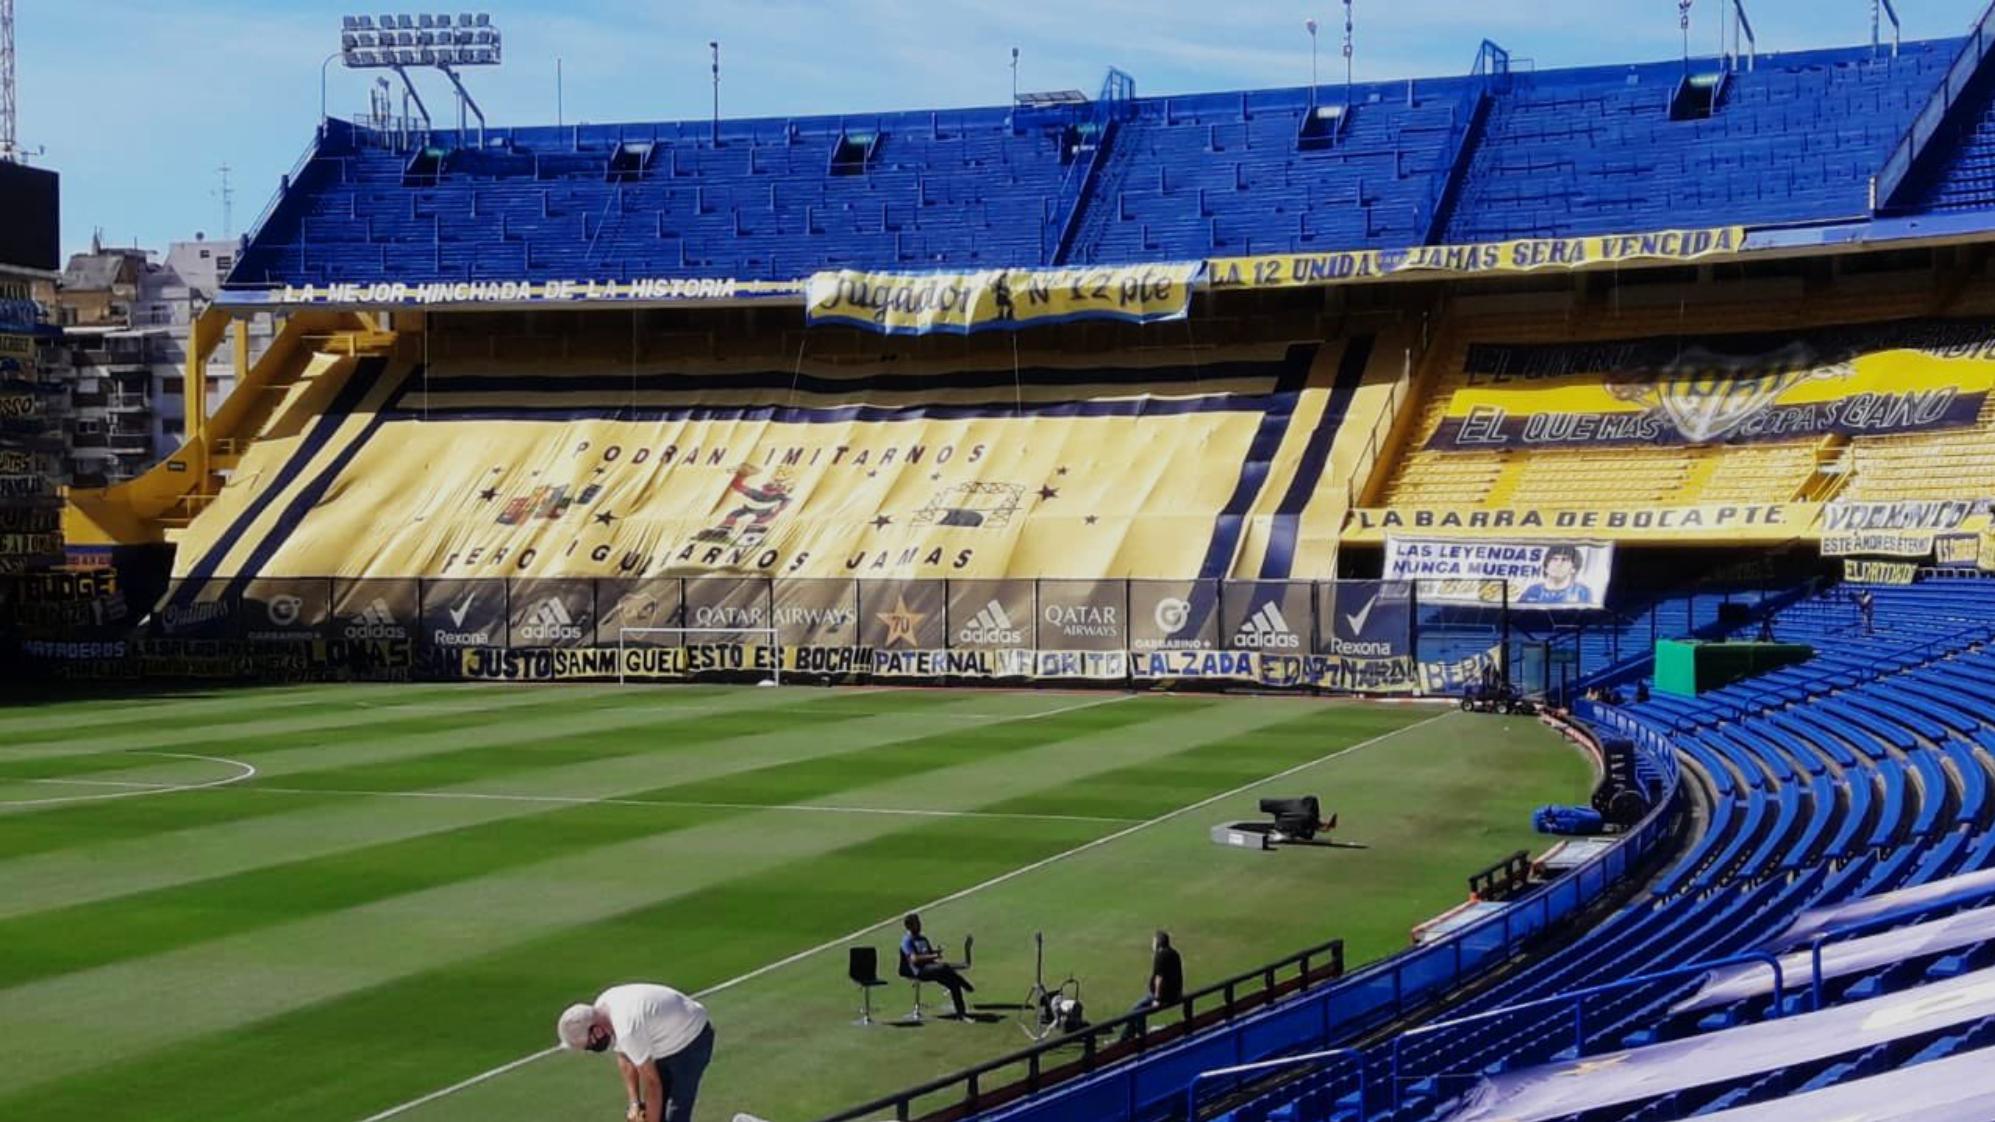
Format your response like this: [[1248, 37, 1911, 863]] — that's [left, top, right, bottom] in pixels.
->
[[16, 0, 1992, 260]]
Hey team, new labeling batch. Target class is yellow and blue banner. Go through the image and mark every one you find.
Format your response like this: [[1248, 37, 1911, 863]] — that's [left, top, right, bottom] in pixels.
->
[[1428, 320, 1995, 450], [1208, 227, 1745, 291], [166, 342, 1319, 585], [804, 262, 1202, 335]]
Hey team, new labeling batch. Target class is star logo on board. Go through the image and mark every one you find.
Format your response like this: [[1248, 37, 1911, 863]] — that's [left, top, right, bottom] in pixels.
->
[[477, 487, 498, 502], [1056, 466, 1069, 476], [1084, 514, 1098, 525], [876, 595, 925, 647], [1037, 485, 1060, 501], [870, 515, 893, 530], [1558, 1055, 1632, 1078], [593, 509, 618, 526]]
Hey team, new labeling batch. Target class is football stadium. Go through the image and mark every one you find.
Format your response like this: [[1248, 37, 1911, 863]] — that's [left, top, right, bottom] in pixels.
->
[[13, 3, 1995, 1122]]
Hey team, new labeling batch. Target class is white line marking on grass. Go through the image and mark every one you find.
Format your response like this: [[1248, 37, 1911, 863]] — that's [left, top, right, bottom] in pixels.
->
[[26, 777, 184, 790], [232, 785, 1143, 825], [262, 693, 1146, 824], [353, 706, 1448, 1122], [0, 752, 259, 808], [357, 1047, 563, 1122]]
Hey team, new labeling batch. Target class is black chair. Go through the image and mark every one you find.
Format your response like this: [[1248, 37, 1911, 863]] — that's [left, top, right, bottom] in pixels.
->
[[848, 947, 889, 1026]]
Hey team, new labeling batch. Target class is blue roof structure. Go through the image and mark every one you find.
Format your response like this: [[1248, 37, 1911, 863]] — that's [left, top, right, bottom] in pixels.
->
[[226, 36, 1995, 292]]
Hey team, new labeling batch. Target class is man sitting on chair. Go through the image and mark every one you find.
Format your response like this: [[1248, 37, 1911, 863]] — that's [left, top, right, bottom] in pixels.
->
[[900, 912, 974, 1018]]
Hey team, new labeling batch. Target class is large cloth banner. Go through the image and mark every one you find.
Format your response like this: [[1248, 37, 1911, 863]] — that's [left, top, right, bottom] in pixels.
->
[[169, 344, 1314, 583], [1819, 498, 1975, 559], [1384, 538, 1613, 610], [1428, 319, 1995, 450], [1208, 227, 1745, 291], [804, 262, 1201, 335]]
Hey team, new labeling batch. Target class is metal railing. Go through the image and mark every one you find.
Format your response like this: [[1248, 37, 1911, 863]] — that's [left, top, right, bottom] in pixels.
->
[[1385, 952, 1787, 1111], [1343, 343, 1420, 509], [1872, 0, 1995, 209], [1184, 1048, 1364, 1122]]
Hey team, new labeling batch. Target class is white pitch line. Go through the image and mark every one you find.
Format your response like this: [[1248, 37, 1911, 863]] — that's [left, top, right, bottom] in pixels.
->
[[231, 784, 1142, 825], [353, 706, 1450, 1122], [26, 776, 184, 790], [0, 752, 260, 809], [256, 692, 1145, 825]]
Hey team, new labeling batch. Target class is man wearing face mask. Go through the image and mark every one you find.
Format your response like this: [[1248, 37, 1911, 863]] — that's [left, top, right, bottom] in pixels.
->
[[557, 983, 715, 1122]]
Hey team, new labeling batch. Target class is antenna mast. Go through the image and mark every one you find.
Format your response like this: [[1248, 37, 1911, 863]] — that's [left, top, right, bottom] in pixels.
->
[[217, 164, 236, 241], [2, 0, 18, 162]]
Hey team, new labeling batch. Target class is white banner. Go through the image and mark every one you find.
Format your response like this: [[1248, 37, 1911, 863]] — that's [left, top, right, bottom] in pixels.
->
[[1385, 537, 1614, 610]]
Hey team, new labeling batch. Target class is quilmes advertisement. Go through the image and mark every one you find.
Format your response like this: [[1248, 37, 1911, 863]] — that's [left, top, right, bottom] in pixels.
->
[[1384, 538, 1614, 610]]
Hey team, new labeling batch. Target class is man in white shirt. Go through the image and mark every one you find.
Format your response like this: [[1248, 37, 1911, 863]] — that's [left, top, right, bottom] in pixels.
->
[[558, 983, 716, 1122]]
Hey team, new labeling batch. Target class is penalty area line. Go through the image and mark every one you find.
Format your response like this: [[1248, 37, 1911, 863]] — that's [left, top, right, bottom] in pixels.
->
[[353, 706, 1447, 1122]]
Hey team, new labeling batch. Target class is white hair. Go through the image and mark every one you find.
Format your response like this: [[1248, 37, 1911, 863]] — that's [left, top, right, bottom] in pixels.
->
[[556, 1002, 599, 1051]]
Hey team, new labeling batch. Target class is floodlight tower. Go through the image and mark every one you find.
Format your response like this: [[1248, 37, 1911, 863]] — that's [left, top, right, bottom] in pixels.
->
[[337, 13, 503, 146]]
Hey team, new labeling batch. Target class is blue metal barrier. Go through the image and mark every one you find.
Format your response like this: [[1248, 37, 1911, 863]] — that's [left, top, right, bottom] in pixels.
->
[[1385, 952, 1786, 1111], [1184, 1048, 1364, 1122]]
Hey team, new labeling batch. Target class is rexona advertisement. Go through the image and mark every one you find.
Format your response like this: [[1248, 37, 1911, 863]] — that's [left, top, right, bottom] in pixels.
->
[[1428, 320, 1995, 450], [1384, 538, 1614, 610]]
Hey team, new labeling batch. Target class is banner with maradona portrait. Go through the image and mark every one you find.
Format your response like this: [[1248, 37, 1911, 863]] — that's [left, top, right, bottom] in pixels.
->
[[1426, 319, 1995, 451], [1385, 538, 1614, 611]]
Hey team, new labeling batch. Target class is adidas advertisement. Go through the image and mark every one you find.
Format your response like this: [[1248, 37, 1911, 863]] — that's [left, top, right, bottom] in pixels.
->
[[1220, 582, 1311, 652], [946, 581, 1031, 649], [1036, 580, 1126, 651], [421, 579, 508, 648], [506, 579, 593, 646], [242, 578, 333, 642], [595, 577, 686, 646], [1127, 581, 1218, 652], [331, 579, 418, 641]]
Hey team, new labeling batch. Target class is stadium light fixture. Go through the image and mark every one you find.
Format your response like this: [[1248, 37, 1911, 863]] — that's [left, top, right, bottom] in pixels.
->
[[337, 13, 501, 146], [339, 12, 502, 70]]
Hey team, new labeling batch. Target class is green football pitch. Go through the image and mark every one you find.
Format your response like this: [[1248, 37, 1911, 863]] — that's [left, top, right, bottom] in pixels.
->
[[0, 683, 1590, 1122]]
